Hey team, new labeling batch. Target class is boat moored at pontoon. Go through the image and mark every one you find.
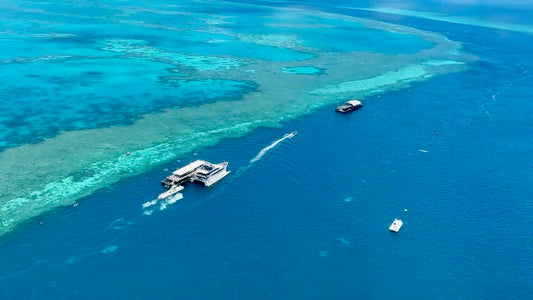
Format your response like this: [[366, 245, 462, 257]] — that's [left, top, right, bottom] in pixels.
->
[[160, 160, 230, 195]]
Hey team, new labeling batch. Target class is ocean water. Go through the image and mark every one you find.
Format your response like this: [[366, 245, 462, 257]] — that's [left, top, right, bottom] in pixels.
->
[[0, 0, 532, 298]]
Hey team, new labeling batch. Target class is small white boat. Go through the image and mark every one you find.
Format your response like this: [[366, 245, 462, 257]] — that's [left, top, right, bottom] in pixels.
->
[[389, 218, 403, 232], [158, 185, 184, 200]]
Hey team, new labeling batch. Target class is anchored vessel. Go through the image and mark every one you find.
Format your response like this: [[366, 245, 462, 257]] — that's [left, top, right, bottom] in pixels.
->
[[193, 161, 231, 187], [335, 100, 363, 113], [389, 218, 403, 232], [159, 160, 230, 199]]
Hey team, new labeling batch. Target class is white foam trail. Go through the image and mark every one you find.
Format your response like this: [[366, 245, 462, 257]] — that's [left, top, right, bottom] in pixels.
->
[[159, 193, 183, 211], [165, 193, 184, 205], [108, 218, 123, 229], [65, 244, 118, 264], [336, 237, 351, 247], [142, 199, 158, 209], [230, 131, 298, 181], [481, 94, 496, 122], [142, 193, 184, 212], [65, 256, 81, 264], [419, 149, 429, 153], [249, 131, 297, 164], [108, 218, 135, 230], [100, 245, 117, 254]]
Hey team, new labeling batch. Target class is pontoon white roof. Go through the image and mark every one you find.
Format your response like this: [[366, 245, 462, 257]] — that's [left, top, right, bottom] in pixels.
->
[[173, 160, 206, 176]]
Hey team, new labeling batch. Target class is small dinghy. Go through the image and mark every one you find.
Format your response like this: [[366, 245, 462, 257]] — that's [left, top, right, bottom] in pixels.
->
[[389, 218, 403, 233]]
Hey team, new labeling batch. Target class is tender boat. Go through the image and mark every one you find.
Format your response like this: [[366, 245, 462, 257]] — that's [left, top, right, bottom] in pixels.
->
[[158, 185, 184, 200], [389, 218, 403, 232], [335, 100, 363, 113]]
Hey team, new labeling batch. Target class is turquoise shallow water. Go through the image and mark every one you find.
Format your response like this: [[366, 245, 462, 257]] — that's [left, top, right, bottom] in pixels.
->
[[0, 57, 258, 148], [1, 0, 532, 298], [0, 0, 465, 234], [281, 66, 324, 75]]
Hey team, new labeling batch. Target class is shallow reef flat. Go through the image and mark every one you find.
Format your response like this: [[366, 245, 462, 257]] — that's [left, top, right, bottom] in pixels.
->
[[0, 0, 472, 235]]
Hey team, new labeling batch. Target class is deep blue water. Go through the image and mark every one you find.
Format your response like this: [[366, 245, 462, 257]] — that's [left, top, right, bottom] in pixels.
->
[[1, 1, 533, 299]]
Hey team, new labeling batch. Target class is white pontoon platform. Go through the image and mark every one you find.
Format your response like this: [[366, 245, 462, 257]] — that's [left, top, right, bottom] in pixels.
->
[[160, 160, 230, 191]]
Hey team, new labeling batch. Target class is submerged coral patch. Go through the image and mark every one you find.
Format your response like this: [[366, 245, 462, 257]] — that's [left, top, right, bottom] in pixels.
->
[[281, 66, 324, 75]]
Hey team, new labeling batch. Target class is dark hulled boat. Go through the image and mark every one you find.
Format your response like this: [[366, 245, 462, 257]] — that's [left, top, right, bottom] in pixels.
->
[[335, 100, 363, 113]]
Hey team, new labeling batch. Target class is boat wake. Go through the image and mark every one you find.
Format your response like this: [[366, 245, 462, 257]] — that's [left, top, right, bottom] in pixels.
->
[[159, 193, 184, 211], [100, 245, 118, 254], [108, 218, 135, 230], [336, 237, 352, 247], [142, 192, 184, 215], [65, 245, 118, 265], [249, 131, 297, 164], [229, 131, 298, 182]]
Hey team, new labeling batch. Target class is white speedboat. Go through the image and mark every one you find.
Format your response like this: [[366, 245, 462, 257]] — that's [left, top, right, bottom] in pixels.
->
[[158, 185, 184, 200]]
